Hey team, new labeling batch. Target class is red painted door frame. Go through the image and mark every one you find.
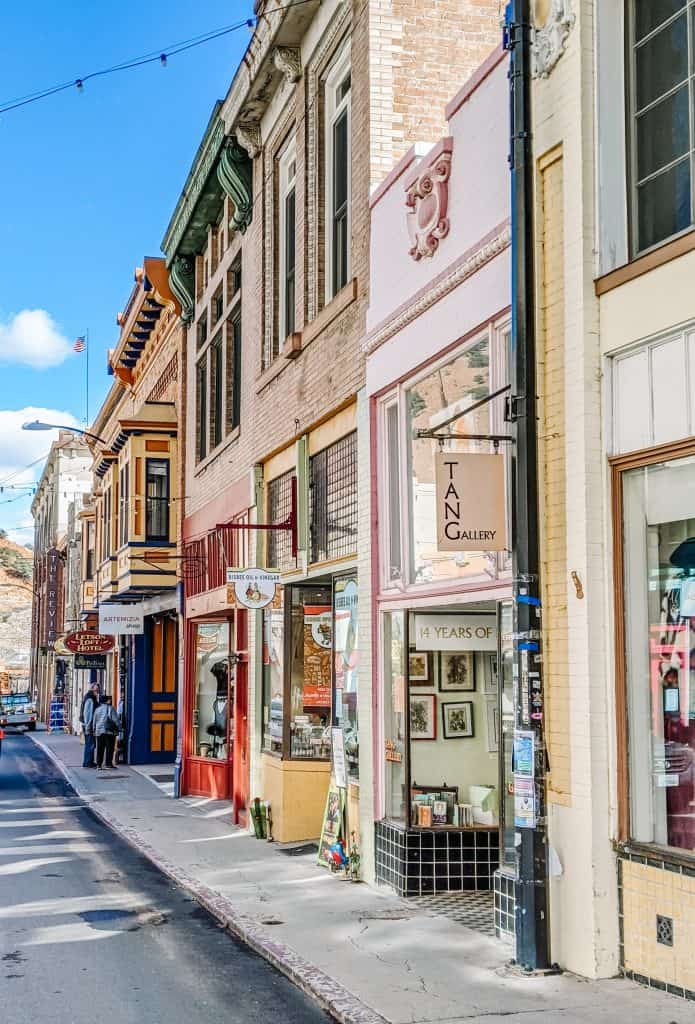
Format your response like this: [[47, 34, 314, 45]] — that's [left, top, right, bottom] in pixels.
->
[[232, 609, 249, 826]]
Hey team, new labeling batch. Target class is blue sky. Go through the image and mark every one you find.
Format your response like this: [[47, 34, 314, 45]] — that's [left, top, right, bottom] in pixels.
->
[[0, 0, 253, 542]]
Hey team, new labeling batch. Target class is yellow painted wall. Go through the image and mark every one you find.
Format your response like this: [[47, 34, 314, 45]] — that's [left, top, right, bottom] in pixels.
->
[[622, 859, 695, 990], [261, 754, 331, 843]]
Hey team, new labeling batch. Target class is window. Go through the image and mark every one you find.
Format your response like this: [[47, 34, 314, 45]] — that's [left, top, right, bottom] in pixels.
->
[[278, 140, 297, 347], [226, 313, 242, 433], [197, 313, 208, 349], [212, 285, 224, 327], [146, 459, 169, 541], [86, 520, 95, 580], [193, 622, 231, 760], [196, 356, 207, 462], [309, 431, 357, 563], [333, 575, 359, 779], [210, 333, 224, 450], [619, 452, 695, 854], [119, 461, 129, 548], [103, 486, 112, 559], [262, 594, 285, 754], [385, 401, 402, 583], [382, 610, 407, 822], [325, 41, 351, 301], [628, 1, 695, 253], [267, 470, 296, 571]]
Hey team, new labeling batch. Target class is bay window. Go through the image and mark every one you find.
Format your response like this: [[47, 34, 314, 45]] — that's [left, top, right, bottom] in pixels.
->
[[146, 459, 169, 541]]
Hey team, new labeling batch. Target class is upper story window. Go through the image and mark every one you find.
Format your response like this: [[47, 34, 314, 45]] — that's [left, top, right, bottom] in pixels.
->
[[628, 1, 695, 253], [195, 257, 242, 464], [325, 40, 351, 301], [85, 520, 95, 580], [267, 469, 296, 572], [278, 138, 297, 347], [118, 461, 130, 548], [146, 459, 169, 541], [309, 432, 357, 564], [102, 485, 112, 560]]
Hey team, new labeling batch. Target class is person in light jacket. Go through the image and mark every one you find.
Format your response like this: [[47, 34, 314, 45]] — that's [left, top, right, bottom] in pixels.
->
[[80, 682, 100, 768], [93, 695, 121, 772]]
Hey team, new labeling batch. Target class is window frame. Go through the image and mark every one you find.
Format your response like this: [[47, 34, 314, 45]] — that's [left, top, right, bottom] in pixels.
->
[[324, 39, 352, 304], [118, 459, 130, 549], [145, 458, 170, 542], [278, 137, 297, 347], [611, 435, 695, 851], [626, 0, 695, 257]]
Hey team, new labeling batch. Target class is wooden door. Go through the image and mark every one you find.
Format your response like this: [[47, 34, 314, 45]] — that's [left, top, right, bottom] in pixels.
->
[[149, 617, 177, 761]]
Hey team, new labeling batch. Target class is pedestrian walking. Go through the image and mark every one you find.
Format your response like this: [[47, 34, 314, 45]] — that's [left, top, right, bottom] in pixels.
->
[[93, 695, 121, 772], [79, 682, 100, 768]]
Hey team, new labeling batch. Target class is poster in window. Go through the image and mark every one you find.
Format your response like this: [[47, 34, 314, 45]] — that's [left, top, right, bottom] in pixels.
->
[[303, 605, 332, 706]]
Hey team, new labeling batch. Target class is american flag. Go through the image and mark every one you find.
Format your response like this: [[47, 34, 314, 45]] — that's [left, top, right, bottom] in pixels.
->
[[73, 336, 86, 353]]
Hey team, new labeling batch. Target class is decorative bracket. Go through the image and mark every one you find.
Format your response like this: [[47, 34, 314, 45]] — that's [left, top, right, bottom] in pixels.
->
[[405, 141, 452, 261], [273, 46, 302, 83], [532, 0, 575, 79], [235, 121, 262, 160], [169, 256, 195, 324], [216, 476, 297, 560], [217, 139, 254, 235]]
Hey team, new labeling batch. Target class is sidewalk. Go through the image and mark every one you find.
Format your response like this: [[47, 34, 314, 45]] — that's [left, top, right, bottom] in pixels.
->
[[32, 730, 695, 1024]]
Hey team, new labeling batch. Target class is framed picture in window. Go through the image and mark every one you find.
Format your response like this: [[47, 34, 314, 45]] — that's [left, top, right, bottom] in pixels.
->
[[408, 651, 431, 685], [439, 652, 475, 692], [441, 701, 474, 739], [482, 653, 498, 695], [485, 700, 499, 752], [409, 694, 436, 740]]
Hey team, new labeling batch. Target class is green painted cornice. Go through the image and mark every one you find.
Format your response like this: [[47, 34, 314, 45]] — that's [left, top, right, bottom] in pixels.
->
[[161, 105, 226, 262], [217, 140, 253, 234], [169, 256, 195, 324]]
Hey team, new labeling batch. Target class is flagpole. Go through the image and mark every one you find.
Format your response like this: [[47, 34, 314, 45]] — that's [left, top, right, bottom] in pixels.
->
[[85, 328, 89, 426]]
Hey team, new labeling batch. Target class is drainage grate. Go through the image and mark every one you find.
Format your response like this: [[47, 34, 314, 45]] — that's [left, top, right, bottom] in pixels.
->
[[408, 891, 495, 937], [151, 774, 175, 783], [276, 842, 319, 857], [656, 914, 673, 947]]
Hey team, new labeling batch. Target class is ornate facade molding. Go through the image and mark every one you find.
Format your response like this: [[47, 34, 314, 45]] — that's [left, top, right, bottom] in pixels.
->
[[273, 46, 302, 83], [161, 113, 225, 260], [217, 140, 254, 234], [532, 0, 575, 79], [169, 256, 195, 324], [236, 121, 262, 159], [363, 221, 511, 356], [405, 144, 452, 261]]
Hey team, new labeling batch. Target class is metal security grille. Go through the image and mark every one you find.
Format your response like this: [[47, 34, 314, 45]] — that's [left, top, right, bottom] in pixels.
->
[[309, 431, 357, 564], [268, 470, 296, 571]]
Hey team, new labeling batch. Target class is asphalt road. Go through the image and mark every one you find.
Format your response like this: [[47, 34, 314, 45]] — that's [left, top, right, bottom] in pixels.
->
[[0, 733, 330, 1023]]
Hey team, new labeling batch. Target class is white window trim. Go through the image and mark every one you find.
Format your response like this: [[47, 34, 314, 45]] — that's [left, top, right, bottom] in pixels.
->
[[324, 38, 351, 304], [278, 137, 297, 345]]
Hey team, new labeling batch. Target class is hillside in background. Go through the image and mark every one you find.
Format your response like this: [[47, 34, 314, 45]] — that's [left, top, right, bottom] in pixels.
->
[[0, 531, 33, 675]]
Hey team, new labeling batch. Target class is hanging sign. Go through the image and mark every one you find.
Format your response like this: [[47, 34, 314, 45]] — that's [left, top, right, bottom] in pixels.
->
[[435, 452, 507, 552], [413, 613, 497, 651], [45, 547, 62, 648], [98, 604, 144, 635], [331, 727, 347, 790], [64, 631, 115, 655], [226, 568, 281, 609]]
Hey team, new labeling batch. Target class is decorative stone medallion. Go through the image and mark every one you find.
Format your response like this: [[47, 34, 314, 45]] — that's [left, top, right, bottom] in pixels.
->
[[405, 143, 452, 262], [531, 0, 575, 79]]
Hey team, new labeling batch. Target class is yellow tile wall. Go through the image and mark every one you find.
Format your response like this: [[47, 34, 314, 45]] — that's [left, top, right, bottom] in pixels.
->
[[622, 858, 695, 992]]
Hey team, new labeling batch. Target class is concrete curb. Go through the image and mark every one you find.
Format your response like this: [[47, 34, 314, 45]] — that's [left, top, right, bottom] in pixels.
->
[[30, 734, 387, 1024]]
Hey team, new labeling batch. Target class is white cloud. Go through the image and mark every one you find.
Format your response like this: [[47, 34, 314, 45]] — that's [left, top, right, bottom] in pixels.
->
[[0, 310, 73, 369]]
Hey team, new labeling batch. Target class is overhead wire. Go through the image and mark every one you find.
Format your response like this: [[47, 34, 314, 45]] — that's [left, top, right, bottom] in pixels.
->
[[0, 1, 316, 116]]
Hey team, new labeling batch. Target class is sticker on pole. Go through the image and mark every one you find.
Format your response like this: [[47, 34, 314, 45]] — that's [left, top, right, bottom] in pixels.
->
[[226, 568, 281, 609]]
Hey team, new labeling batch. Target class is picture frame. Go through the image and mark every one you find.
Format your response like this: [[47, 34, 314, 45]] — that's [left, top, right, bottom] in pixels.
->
[[409, 693, 436, 740], [485, 700, 499, 752], [441, 700, 474, 739], [482, 652, 498, 695], [408, 650, 431, 685], [439, 652, 475, 692]]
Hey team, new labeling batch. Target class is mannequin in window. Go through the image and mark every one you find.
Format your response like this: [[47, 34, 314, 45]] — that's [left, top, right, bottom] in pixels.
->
[[207, 660, 230, 757]]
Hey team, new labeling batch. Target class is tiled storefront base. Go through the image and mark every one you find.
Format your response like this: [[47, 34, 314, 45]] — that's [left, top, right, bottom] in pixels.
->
[[493, 868, 515, 940], [618, 847, 695, 998], [374, 820, 499, 896]]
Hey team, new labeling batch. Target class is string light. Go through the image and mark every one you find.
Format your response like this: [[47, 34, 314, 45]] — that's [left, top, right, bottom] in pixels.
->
[[0, 2, 315, 117]]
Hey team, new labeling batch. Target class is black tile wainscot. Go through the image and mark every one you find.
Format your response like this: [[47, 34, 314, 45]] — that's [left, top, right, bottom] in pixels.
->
[[375, 821, 499, 896], [493, 868, 515, 939]]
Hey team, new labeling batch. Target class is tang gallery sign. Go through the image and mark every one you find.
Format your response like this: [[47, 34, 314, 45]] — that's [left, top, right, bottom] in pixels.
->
[[435, 452, 507, 552]]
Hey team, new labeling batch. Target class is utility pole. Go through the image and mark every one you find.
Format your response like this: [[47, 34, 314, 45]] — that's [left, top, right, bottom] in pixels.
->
[[504, 0, 551, 971]]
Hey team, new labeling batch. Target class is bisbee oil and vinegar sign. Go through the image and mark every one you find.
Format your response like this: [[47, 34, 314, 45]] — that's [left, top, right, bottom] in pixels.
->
[[435, 452, 507, 552]]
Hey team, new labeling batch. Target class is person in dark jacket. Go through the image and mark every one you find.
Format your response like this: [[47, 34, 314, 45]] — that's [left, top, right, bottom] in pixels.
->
[[80, 682, 100, 768], [94, 695, 121, 771]]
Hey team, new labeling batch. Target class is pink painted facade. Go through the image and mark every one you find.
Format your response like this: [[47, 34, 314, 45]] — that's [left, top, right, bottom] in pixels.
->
[[363, 48, 514, 903]]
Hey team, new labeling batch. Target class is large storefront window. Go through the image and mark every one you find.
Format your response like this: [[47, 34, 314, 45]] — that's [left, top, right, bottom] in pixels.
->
[[621, 454, 695, 852], [193, 623, 232, 760], [262, 595, 285, 755], [333, 575, 359, 779], [407, 338, 491, 584], [382, 610, 407, 822]]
